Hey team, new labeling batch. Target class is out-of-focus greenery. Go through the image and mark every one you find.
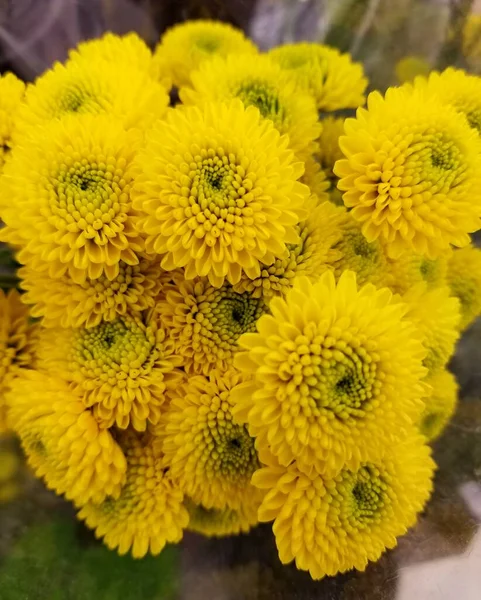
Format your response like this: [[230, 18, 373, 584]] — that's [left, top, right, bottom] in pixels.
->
[[0, 518, 179, 600]]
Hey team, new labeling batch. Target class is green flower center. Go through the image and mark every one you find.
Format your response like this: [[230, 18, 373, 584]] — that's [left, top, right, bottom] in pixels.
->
[[212, 288, 267, 339], [56, 85, 102, 116], [236, 81, 284, 125]]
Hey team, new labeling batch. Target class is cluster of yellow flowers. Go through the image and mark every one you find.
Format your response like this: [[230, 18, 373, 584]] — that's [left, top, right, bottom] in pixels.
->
[[0, 19, 479, 580]]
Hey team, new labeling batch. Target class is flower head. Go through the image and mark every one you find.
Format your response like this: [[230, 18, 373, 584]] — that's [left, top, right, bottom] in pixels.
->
[[387, 251, 448, 295], [158, 278, 268, 375], [0, 289, 37, 432], [268, 43, 367, 111], [253, 433, 435, 579], [0, 73, 25, 170], [19, 256, 164, 329], [14, 58, 169, 138], [154, 20, 257, 88], [232, 198, 345, 299], [185, 497, 260, 537], [395, 56, 430, 83], [447, 246, 481, 331], [181, 53, 321, 161], [334, 87, 481, 257], [420, 369, 458, 441], [6, 371, 126, 505], [37, 313, 183, 431], [78, 432, 188, 558], [0, 115, 144, 282], [132, 100, 309, 287], [315, 116, 345, 194], [161, 369, 261, 511], [232, 272, 427, 476], [300, 155, 330, 201], [402, 284, 460, 375]]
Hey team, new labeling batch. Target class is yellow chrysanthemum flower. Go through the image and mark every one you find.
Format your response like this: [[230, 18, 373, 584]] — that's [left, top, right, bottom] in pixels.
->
[[185, 497, 260, 537], [268, 43, 367, 111], [0, 115, 144, 283], [334, 87, 481, 258], [19, 257, 164, 329], [420, 369, 458, 441], [154, 19, 258, 88], [6, 371, 126, 505], [14, 58, 169, 138], [446, 246, 481, 331], [387, 251, 448, 295], [329, 208, 393, 289], [300, 154, 331, 201], [181, 54, 321, 161], [37, 314, 183, 431], [253, 434, 435, 580], [78, 432, 188, 558], [232, 198, 345, 299], [395, 56, 430, 83], [0, 289, 37, 433], [157, 278, 268, 375], [402, 284, 460, 375], [0, 73, 25, 170], [232, 272, 427, 476], [132, 100, 309, 287], [161, 369, 261, 511], [315, 116, 345, 204]]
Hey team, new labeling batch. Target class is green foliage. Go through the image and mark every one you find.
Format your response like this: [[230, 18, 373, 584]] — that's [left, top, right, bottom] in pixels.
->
[[0, 517, 179, 600]]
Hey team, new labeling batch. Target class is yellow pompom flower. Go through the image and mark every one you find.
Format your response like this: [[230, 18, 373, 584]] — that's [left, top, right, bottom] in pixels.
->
[[0, 289, 37, 433], [0, 115, 144, 283], [36, 314, 183, 431], [395, 56, 430, 83], [132, 100, 309, 288], [0, 73, 25, 170], [446, 246, 481, 331], [387, 251, 448, 295], [329, 208, 393, 289], [253, 434, 435, 580], [181, 54, 321, 161], [185, 496, 260, 537], [6, 371, 127, 505], [232, 272, 427, 476], [232, 198, 345, 299], [78, 432, 188, 558], [14, 58, 169, 138], [161, 369, 260, 511], [268, 43, 367, 111], [154, 19, 257, 88], [402, 284, 460, 374], [157, 278, 268, 375], [420, 369, 458, 441], [19, 257, 164, 329], [334, 87, 481, 258]]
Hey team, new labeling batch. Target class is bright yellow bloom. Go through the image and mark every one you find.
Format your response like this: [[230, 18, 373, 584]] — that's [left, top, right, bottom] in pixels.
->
[[14, 58, 169, 138], [446, 246, 481, 331], [185, 497, 260, 537], [132, 100, 309, 287], [6, 371, 126, 505], [232, 198, 345, 299], [19, 257, 164, 329], [254, 433, 435, 580], [268, 43, 367, 111], [395, 56, 430, 83], [232, 272, 427, 476], [300, 154, 331, 201], [420, 369, 458, 441], [0, 289, 37, 433], [329, 208, 393, 289], [334, 87, 481, 258], [387, 251, 448, 295], [78, 432, 188, 558], [161, 369, 261, 511], [402, 284, 460, 375], [181, 53, 321, 161], [154, 20, 257, 88], [0, 73, 25, 170], [315, 116, 345, 204], [0, 115, 144, 283], [157, 278, 268, 375], [37, 314, 183, 431]]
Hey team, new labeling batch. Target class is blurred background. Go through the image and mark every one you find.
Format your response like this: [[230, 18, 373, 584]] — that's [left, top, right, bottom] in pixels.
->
[[0, 1, 481, 599]]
